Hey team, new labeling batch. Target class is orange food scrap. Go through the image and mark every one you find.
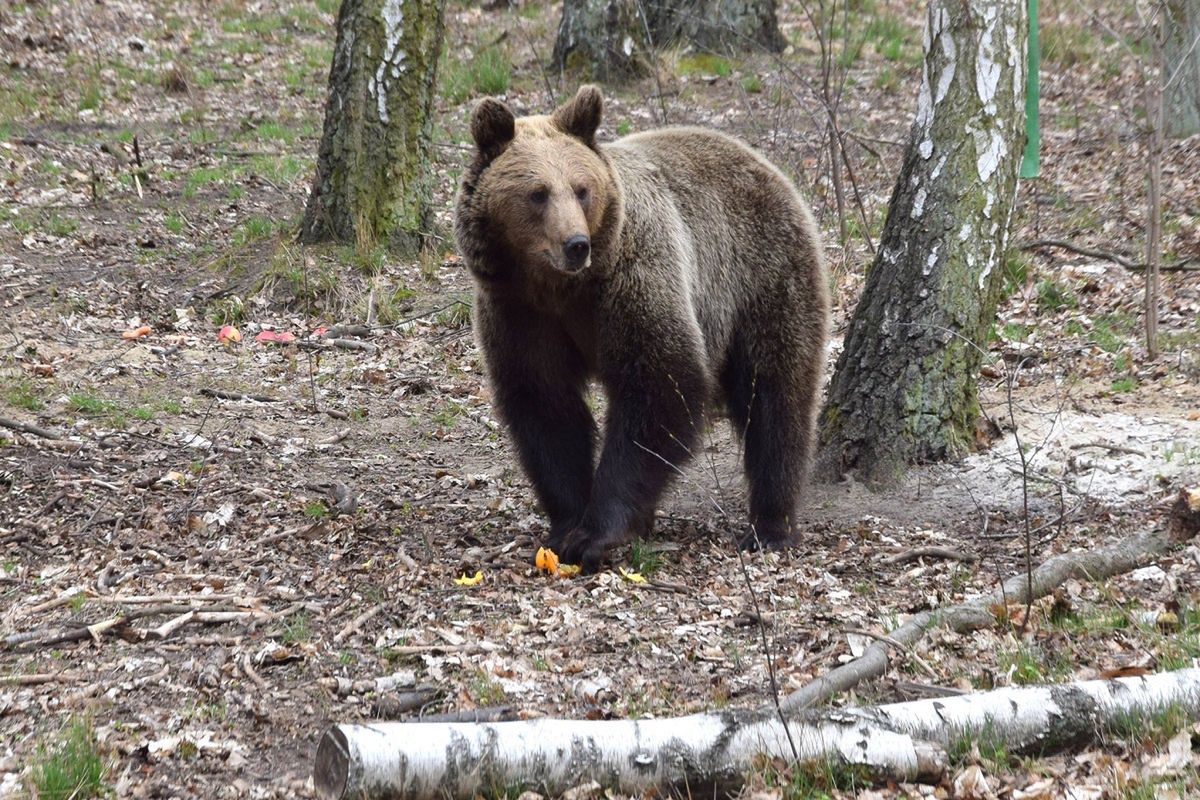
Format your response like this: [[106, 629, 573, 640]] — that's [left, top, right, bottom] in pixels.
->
[[535, 547, 559, 574], [453, 571, 483, 586], [121, 325, 152, 340]]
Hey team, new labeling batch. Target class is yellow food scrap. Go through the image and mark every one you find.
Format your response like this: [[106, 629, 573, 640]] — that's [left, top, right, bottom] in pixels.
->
[[454, 571, 483, 586], [618, 567, 646, 584], [558, 563, 582, 577]]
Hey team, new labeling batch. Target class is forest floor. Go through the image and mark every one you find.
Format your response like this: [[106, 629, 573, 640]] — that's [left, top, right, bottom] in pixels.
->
[[2, 0, 1200, 798]]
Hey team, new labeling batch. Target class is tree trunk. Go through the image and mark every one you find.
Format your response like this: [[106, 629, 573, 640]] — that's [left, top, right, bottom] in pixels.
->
[[553, 0, 785, 82], [1165, 0, 1200, 138], [299, 0, 446, 254], [817, 0, 1027, 486]]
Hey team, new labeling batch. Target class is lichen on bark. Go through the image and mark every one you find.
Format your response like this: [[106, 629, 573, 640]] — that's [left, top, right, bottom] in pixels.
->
[[817, 0, 1026, 486], [299, 0, 446, 255]]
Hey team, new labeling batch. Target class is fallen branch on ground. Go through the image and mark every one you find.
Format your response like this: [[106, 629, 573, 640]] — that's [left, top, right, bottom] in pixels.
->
[[0, 416, 66, 440], [313, 669, 1200, 800], [884, 546, 977, 566], [1021, 238, 1199, 271], [778, 486, 1200, 711]]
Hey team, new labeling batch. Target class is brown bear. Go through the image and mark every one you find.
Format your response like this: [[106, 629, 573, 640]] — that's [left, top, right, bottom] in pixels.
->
[[455, 85, 829, 572]]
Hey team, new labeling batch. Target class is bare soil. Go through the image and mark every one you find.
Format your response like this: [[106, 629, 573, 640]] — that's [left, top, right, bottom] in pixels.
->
[[2, 1, 1199, 798]]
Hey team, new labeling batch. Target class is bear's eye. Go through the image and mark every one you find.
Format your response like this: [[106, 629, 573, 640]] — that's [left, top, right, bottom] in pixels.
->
[[575, 186, 589, 202], [529, 188, 549, 205]]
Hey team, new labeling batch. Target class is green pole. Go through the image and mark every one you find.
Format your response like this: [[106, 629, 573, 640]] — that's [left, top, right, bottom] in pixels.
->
[[1020, 0, 1040, 178]]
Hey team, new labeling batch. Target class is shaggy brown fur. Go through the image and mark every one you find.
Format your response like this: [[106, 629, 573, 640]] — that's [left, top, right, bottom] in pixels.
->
[[455, 86, 829, 572]]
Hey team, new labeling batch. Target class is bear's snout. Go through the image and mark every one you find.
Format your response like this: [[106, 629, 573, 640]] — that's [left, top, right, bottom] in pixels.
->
[[563, 235, 591, 271]]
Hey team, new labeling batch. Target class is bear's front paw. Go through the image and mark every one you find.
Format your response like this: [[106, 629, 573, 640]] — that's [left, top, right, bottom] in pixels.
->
[[559, 529, 612, 575], [738, 522, 799, 552]]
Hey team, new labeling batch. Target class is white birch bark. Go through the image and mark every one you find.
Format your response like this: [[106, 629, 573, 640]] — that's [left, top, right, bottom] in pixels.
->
[[313, 670, 1200, 800]]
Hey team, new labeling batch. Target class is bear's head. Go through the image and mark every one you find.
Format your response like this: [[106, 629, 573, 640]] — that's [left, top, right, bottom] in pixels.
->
[[455, 85, 622, 281]]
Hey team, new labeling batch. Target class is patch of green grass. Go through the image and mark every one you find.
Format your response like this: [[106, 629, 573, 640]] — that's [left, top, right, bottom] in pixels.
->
[[221, 13, 288, 36], [183, 166, 229, 198], [303, 500, 329, 519], [435, 300, 472, 328], [252, 120, 296, 143], [1001, 249, 1030, 296], [616, 119, 633, 136], [1107, 702, 1190, 750], [208, 296, 246, 325], [998, 645, 1044, 685], [873, 66, 899, 91], [30, 718, 107, 800], [248, 154, 306, 184], [188, 127, 219, 146], [1042, 22, 1095, 66], [627, 539, 663, 576], [466, 668, 507, 706], [130, 406, 155, 421], [948, 722, 1014, 770], [1035, 279, 1077, 312], [441, 47, 511, 103], [47, 213, 78, 237], [1110, 376, 1137, 393], [3, 378, 44, 411], [78, 80, 101, 111], [677, 53, 733, 77], [234, 216, 277, 245], [739, 74, 762, 93], [756, 757, 875, 800], [1001, 322, 1031, 342], [281, 612, 311, 643], [1091, 313, 1136, 353], [430, 402, 462, 429], [163, 214, 185, 234], [67, 392, 116, 416]]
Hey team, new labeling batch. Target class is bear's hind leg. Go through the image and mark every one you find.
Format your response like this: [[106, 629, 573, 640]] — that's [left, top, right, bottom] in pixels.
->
[[722, 328, 819, 551]]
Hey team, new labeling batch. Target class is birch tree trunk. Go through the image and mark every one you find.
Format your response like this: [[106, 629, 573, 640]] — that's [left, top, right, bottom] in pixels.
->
[[299, 0, 446, 255], [553, 0, 785, 81], [817, 0, 1027, 486], [1165, 0, 1200, 138], [313, 670, 1200, 800]]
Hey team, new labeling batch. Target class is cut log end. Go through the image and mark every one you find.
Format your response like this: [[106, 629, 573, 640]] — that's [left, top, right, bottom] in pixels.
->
[[314, 726, 351, 800]]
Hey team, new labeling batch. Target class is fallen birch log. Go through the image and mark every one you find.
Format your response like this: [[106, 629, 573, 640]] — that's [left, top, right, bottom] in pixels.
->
[[314, 669, 1200, 800], [778, 486, 1200, 711]]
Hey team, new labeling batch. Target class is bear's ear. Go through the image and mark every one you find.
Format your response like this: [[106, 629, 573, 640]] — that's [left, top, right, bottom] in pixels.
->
[[552, 85, 603, 147], [470, 97, 516, 161]]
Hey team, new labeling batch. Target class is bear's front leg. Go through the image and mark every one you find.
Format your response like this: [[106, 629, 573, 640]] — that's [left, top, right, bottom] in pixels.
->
[[559, 318, 708, 572], [475, 294, 596, 547]]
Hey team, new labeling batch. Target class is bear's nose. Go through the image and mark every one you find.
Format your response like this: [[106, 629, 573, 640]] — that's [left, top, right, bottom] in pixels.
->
[[563, 235, 590, 269]]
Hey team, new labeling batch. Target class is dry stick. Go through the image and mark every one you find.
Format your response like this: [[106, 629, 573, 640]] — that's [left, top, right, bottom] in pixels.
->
[[1006, 359, 1036, 633], [333, 604, 384, 643], [884, 546, 978, 566], [1021, 238, 1199, 271], [0, 416, 65, 440], [0, 673, 78, 686], [775, 486, 1200, 712], [1145, 13, 1165, 359]]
